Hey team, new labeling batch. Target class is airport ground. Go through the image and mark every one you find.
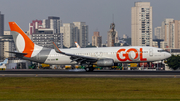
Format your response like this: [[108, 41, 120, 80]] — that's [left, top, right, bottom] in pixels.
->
[[0, 70, 180, 100]]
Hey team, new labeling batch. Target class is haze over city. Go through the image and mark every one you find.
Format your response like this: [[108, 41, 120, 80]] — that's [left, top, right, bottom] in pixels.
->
[[0, 0, 180, 42]]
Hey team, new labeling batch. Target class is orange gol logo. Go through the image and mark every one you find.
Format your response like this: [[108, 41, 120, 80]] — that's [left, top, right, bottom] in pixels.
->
[[116, 48, 147, 61]]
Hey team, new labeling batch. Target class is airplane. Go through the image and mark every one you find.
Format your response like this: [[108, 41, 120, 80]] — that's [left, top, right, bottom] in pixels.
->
[[8, 22, 171, 72], [0, 58, 8, 70], [75, 42, 98, 48], [75, 42, 80, 48]]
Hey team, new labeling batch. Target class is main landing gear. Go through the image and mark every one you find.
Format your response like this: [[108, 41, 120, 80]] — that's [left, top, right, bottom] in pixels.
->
[[81, 64, 95, 72], [85, 67, 95, 72], [83, 64, 95, 72]]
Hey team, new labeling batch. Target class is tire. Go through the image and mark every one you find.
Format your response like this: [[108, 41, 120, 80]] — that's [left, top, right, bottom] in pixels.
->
[[85, 67, 90, 72], [85, 67, 94, 72]]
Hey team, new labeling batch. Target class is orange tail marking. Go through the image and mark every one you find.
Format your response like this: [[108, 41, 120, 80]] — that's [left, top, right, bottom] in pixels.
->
[[9, 22, 34, 57]]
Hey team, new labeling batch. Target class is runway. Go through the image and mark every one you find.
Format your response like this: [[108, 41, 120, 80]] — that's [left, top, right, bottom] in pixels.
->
[[0, 69, 180, 78]]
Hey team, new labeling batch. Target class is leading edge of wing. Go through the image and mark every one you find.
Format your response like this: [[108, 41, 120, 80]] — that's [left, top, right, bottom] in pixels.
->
[[52, 42, 98, 60]]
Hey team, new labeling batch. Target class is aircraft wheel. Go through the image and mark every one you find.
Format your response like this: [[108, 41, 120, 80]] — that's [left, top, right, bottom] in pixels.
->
[[85, 67, 94, 72], [85, 67, 90, 72]]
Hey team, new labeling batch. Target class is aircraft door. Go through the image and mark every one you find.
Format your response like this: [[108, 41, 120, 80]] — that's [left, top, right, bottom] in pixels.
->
[[149, 48, 153, 56]]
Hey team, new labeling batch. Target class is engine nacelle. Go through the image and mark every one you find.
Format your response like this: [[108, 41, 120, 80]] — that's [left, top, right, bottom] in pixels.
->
[[97, 59, 114, 67]]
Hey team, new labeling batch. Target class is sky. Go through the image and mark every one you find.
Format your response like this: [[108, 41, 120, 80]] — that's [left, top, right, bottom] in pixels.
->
[[0, 0, 180, 43]]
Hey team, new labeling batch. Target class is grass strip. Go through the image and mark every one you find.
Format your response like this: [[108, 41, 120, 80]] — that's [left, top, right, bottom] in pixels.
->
[[0, 78, 179, 100]]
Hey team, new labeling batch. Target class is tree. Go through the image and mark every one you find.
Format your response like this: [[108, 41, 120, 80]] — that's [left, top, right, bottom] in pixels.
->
[[166, 55, 180, 70]]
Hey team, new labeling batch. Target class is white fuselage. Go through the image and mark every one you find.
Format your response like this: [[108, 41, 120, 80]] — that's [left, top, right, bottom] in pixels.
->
[[43, 46, 171, 65]]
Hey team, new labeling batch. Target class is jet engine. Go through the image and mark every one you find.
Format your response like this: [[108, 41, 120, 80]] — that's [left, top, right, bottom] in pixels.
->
[[97, 59, 114, 67]]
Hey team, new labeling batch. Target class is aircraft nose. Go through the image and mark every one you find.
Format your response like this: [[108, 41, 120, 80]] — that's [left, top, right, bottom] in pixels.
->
[[166, 52, 171, 58]]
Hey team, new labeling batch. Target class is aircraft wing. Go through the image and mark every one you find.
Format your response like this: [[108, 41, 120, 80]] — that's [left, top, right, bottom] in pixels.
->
[[52, 42, 98, 65]]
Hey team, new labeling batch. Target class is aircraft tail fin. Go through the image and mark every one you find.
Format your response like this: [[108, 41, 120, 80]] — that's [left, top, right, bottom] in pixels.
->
[[2, 58, 8, 64], [9, 22, 42, 58], [75, 42, 80, 48]]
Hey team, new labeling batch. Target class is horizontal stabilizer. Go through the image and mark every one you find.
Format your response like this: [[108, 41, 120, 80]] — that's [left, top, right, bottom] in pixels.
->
[[6, 51, 27, 55]]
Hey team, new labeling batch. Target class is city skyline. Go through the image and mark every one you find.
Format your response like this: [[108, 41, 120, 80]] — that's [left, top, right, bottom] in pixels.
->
[[1, 0, 180, 43]]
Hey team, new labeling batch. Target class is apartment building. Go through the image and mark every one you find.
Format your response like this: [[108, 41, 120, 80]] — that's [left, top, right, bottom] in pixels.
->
[[154, 26, 162, 39], [3, 31, 15, 58], [73, 22, 88, 48], [60, 23, 77, 48], [30, 16, 63, 48], [92, 31, 102, 47], [131, 2, 152, 46], [61, 22, 88, 48]]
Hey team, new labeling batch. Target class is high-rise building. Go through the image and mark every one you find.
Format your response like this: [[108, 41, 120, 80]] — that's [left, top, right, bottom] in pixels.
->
[[73, 22, 88, 48], [160, 41, 168, 49], [152, 41, 158, 48], [0, 12, 4, 36], [92, 31, 102, 47], [154, 27, 161, 39], [115, 31, 119, 43], [107, 22, 118, 47], [31, 16, 63, 48], [29, 20, 42, 35], [42, 16, 61, 33], [160, 19, 180, 49], [61, 23, 77, 48], [3, 31, 15, 58], [0, 12, 4, 59], [107, 30, 118, 47], [32, 28, 63, 48], [131, 2, 152, 46], [61, 22, 88, 48], [169, 20, 180, 48], [161, 18, 174, 47]]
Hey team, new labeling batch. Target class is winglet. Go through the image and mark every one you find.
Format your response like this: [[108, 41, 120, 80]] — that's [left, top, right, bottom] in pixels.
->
[[52, 42, 63, 53]]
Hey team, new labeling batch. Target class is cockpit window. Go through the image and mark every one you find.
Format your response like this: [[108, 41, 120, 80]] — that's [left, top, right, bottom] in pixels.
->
[[158, 50, 167, 52]]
